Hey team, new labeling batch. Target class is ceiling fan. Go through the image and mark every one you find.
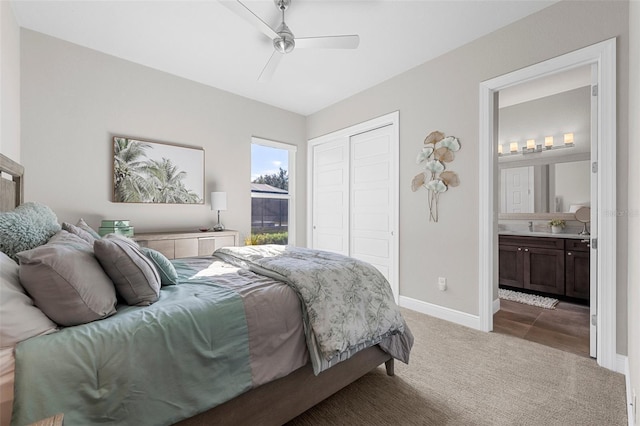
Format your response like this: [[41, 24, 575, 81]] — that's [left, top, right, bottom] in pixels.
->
[[221, 0, 360, 82]]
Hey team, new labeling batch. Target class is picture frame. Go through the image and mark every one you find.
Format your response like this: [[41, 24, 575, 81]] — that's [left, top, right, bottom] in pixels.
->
[[112, 136, 204, 204]]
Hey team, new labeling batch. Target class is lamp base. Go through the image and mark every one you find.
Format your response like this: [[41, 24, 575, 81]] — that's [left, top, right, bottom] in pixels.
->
[[213, 223, 225, 232]]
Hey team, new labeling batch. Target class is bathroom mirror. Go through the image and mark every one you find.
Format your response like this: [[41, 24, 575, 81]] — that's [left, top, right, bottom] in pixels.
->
[[499, 159, 591, 214], [497, 76, 591, 216]]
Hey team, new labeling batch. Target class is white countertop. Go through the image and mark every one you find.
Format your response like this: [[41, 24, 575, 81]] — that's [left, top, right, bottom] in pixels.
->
[[499, 231, 589, 240]]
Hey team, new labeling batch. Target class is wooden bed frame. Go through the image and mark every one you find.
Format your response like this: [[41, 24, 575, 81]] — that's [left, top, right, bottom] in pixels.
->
[[0, 152, 394, 425]]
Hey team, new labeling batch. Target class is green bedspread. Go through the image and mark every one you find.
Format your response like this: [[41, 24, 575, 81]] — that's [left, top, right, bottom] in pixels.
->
[[12, 269, 251, 426]]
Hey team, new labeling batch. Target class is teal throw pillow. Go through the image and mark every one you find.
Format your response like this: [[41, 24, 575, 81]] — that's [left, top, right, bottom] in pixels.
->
[[140, 247, 179, 286], [0, 202, 61, 261]]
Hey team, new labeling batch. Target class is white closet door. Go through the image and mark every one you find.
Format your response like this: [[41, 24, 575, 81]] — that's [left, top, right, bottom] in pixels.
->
[[311, 137, 349, 255], [350, 125, 396, 286], [308, 111, 399, 301]]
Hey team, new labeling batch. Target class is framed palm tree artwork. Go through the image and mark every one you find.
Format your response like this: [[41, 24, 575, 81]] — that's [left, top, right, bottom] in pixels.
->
[[113, 136, 205, 204]]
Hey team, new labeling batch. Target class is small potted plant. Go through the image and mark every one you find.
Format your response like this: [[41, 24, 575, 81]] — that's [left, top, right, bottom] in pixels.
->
[[549, 219, 566, 234]]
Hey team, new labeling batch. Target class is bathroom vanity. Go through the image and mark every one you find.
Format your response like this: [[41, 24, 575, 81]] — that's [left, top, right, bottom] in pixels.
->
[[498, 233, 590, 301]]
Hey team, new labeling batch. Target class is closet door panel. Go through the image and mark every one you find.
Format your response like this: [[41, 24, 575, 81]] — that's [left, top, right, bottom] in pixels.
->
[[311, 138, 349, 255], [350, 125, 395, 283], [308, 111, 399, 301]]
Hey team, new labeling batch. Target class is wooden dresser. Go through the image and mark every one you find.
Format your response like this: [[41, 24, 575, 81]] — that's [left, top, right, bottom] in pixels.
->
[[133, 230, 240, 259]]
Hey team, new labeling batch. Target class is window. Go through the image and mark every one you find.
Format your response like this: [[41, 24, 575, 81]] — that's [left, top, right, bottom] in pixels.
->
[[250, 137, 296, 245]]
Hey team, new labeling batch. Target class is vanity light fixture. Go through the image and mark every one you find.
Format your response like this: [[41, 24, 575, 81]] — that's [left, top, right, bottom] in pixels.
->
[[545, 136, 554, 149], [564, 132, 574, 146], [526, 139, 536, 150], [498, 133, 576, 157]]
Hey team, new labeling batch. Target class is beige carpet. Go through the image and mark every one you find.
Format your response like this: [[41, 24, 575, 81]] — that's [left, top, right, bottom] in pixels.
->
[[288, 308, 627, 426]]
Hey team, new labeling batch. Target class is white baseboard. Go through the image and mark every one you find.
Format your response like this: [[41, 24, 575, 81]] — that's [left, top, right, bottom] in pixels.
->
[[493, 297, 500, 314], [620, 355, 634, 426], [399, 296, 481, 330]]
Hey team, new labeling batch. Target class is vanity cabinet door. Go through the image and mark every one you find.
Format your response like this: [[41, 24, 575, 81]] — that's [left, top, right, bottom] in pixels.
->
[[498, 244, 524, 288], [523, 247, 565, 296], [565, 239, 590, 299]]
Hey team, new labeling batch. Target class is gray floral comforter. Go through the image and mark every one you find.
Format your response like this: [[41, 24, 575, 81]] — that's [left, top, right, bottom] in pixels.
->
[[214, 245, 413, 374]]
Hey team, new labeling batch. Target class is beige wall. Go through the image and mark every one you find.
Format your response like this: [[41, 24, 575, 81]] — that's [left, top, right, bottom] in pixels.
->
[[0, 1, 20, 161], [627, 0, 639, 420], [307, 1, 630, 354], [20, 30, 307, 243]]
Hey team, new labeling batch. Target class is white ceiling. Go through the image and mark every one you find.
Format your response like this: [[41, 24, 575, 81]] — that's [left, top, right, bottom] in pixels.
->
[[11, 0, 557, 116]]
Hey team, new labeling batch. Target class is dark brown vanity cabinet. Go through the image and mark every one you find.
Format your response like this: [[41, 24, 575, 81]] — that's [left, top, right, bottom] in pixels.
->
[[565, 239, 591, 299], [499, 236, 565, 295]]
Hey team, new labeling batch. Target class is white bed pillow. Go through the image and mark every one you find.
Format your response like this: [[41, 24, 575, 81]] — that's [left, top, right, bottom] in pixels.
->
[[0, 252, 57, 349]]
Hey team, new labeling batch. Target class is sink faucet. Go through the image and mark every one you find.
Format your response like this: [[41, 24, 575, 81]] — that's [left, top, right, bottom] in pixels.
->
[[528, 221, 533, 232]]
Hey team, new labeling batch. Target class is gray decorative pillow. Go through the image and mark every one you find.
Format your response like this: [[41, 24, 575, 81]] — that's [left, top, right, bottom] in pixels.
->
[[16, 231, 117, 327], [62, 222, 97, 245], [94, 235, 161, 306], [76, 218, 101, 240], [0, 251, 57, 348], [0, 202, 61, 261], [140, 247, 179, 286]]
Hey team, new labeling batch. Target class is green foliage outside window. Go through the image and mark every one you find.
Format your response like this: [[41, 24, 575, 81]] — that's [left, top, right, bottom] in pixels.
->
[[245, 232, 288, 246]]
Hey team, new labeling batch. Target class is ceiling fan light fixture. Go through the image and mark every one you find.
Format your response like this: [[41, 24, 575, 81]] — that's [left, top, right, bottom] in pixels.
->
[[274, 22, 295, 53], [274, 36, 295, 54], [225, 0, 359, 80]]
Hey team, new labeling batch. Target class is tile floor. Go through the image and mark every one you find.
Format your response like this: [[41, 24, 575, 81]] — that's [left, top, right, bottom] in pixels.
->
[[493, 299, 591, 358]]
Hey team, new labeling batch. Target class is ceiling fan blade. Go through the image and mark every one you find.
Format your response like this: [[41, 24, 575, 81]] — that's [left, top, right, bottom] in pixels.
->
[[220, 0, 278, 40], [258, 51, 283, 82], [295, 35, 360, 50]]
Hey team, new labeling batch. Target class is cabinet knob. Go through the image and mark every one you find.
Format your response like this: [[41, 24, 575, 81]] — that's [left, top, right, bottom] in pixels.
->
[[518, 248, 522, 251], [567, 252, 572, 256], [524, 248, 529, 252]]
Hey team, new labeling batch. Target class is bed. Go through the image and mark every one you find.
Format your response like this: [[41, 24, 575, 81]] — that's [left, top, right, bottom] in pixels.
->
[[0, 153, 412, 425]]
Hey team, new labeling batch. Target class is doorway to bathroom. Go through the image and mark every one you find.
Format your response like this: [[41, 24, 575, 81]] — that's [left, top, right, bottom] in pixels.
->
[[493, 65, 592, 357], [478, 38, 617, 370]]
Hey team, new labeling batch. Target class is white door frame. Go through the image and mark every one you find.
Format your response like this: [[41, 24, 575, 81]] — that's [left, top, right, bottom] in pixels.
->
[[478, 39, 618, 371], [307, 111, 400, 301]]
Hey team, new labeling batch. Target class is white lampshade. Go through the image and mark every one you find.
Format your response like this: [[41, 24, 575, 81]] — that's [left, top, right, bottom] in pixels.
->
[[210, 192, 227, 211]]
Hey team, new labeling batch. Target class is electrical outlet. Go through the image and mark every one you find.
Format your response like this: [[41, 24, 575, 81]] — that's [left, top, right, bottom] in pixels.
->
[[438, 277, 447, 291]]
